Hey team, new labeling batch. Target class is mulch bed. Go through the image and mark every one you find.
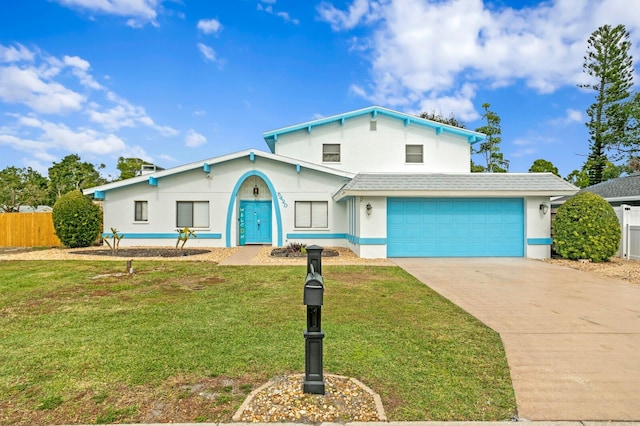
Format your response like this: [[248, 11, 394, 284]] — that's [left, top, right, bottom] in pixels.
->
[[72, 248, 211, 258], [270, 248, 340, 258]]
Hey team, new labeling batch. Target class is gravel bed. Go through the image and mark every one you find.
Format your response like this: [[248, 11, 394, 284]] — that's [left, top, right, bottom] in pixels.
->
[[233, 374, 385, 423]]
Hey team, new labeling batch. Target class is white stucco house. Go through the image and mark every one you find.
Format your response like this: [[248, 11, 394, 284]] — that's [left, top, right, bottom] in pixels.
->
[[84, 106, 578, 259]]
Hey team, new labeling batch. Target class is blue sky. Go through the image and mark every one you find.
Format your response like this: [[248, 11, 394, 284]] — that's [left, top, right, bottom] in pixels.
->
[[1, 0, 639, 180]]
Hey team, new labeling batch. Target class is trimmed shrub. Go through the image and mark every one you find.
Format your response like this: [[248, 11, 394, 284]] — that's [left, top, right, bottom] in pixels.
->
[[553, 191, 620, 262], [52, 190, 102, 248]]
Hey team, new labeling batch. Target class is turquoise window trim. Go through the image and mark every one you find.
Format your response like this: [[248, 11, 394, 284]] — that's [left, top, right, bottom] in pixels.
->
[[527, 238, 553, 245], [102, 233, 221, 239], [226, 171, 283, 247]]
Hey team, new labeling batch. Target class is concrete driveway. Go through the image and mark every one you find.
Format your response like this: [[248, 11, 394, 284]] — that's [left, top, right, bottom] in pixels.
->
[[393, 258, 640, 421]]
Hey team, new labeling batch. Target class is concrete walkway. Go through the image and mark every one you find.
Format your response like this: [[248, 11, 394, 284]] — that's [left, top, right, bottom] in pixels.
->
[[218, 245, 264, 265], [393, 258, 640, 421]]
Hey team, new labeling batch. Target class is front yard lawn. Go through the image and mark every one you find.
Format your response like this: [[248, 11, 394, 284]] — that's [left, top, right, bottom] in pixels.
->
[[0, 261, 516, 424]]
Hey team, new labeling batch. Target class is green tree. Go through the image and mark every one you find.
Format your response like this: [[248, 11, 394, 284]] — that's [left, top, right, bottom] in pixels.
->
[[579, 24, 634, 185], [52, 190, 102, 248], [48, 154, 106, 201], [116, 157, 148, 180], [0, 166, 49, 212], [553, 192, 620, 262], [418, 110, 466, 128], [528, 159, 560, 176], [565, 160, 625, 188], [474, 103, 509, 173]]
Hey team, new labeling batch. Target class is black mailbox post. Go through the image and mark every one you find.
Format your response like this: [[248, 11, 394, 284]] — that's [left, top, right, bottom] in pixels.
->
[[303, 245, 325, 394]]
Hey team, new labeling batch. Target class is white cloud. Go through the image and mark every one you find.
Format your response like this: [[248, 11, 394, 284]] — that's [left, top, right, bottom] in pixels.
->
[[185, 129, 206, 147], [318, 0, 640, 118], [317, 0, 374, 31], [197, 42, 217, 62], [550, 108, 584, 126], [0, 43, 35, 63], [0, 65, 85, 114], [89, 91, 178, 136], [257, 3, 300, 25], [197, 18, 223, 34], [53, 0, 161, 27]]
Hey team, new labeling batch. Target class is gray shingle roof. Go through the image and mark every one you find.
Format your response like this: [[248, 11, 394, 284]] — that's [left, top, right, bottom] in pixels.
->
[[334, 173, 577, 199], [579, 173, 640, 199]]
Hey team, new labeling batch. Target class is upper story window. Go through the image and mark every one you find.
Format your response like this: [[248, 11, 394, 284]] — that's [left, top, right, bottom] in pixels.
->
[[177, 201, 209, 228], [134, 200, 148, 222], [322, 144, 340, 162], [370, 120, 377, 131], [406, 144, 424, 163], [295, 201, 328, 228]]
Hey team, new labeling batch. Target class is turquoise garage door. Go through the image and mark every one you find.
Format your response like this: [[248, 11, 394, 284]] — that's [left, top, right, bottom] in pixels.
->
[[387, 198, 524, 257]]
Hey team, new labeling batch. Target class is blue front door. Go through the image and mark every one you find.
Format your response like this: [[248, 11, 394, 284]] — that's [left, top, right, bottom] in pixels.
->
[[240, 201, 272, 244]]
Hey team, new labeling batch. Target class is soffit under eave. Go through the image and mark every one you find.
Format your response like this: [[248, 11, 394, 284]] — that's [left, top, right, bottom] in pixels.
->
[[333, 189, 579, 202]]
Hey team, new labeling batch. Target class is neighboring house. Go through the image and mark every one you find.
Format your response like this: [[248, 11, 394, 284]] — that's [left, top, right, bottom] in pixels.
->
[[551, 174, 640, 260], [84, 106, 578, 259], [558, 173, 640, 206]]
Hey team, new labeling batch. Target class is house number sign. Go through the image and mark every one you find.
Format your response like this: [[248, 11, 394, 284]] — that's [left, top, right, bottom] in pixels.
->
[[277, 192, 288, 208]]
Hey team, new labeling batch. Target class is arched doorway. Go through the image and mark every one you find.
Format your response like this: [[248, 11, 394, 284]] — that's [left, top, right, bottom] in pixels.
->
[[238, 175, 272, 245]]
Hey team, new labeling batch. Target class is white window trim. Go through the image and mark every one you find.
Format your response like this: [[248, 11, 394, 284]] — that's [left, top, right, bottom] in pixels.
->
[[405, 144, 424, 164], [176, 201, 210, 229], [294, 201, 329, 229], [322, 144, 341, 163], [134, 200, 148, 222]]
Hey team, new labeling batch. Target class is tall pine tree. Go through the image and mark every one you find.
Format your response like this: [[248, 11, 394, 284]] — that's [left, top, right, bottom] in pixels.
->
[[580, 24, 634, 185], [474, 103, 509, 173]]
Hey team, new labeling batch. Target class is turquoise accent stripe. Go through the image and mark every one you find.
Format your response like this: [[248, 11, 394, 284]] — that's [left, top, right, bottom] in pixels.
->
[[94, 190, 105, 200], [527, 238, 553, 245], [226, 171, 283, 247], [102, 233, 221, 239], [287, 233, 347, 239], [358, 237, 387, 245]]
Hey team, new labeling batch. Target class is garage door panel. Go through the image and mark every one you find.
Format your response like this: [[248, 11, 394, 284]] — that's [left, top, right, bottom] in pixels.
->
[[387, 198, 524, 257]]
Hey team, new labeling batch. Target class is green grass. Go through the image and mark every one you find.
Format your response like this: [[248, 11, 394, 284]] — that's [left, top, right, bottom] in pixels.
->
[[0, 260, 516, 422]]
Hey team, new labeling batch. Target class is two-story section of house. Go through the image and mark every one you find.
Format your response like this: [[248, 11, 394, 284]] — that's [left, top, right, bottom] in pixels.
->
[[84, 106, 577, 259]]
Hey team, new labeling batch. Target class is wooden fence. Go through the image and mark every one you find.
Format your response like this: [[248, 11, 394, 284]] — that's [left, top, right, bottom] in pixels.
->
[[0, 212, 62, 247]]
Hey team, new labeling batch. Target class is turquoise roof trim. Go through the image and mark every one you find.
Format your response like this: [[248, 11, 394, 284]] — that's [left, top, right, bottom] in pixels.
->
[[262, 106, 486, 152]]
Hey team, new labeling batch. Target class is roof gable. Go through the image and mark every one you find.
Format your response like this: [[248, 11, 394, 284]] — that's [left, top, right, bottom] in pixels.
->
[[261, 106, 486, 153], [83, 149, 355, 197]]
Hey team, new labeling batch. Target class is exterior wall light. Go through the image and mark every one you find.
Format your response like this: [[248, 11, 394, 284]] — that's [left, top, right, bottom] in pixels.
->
[[539, 202, 549, 215], [253, 185, 259, 196], [366, 203, 372, 215]]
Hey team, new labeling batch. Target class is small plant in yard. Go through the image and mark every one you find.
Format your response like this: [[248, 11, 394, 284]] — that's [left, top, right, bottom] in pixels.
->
[[52, 189, 102, 248], [286, 242, 306, 254], [176, 227, 197, 249], [103, 227, 124, 254], [553, 191, 621, 262]]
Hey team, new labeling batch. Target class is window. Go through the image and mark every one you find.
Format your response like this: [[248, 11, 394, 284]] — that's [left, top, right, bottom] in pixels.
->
[[370, 120, 377, 131], [322, 144, 340, 162], [295, 201, 328, 228], [134, 201, 148, 222], [406, 144, 424, 163], [176, 201, 209, 228]]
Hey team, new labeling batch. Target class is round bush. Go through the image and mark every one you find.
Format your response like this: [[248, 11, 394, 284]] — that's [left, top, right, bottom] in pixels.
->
[[52, 190, 102, 248], [553, 191, 620, 262]]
